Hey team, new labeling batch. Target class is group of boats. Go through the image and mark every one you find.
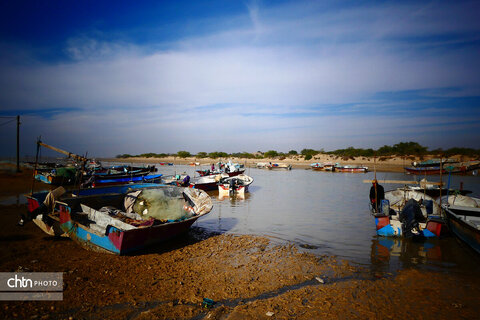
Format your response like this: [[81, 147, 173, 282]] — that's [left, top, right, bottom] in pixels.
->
[[21, 140, 480, 257], [369, 178, 480, 255], [310, 162, 369, 173], [255, 162, 292, 170], [404, 158, 480, 175], [22, 141, 255, 255], [32, 142, 162, 187]]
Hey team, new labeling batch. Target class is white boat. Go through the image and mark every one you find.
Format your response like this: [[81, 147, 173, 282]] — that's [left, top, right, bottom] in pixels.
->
[[442, 196, 480, 255], [218, 174, 254, 197], [267, 163, 292, 170]]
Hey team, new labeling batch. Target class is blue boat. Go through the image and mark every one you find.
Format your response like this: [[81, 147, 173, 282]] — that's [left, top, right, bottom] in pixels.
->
[[89, 173, 163, 187]]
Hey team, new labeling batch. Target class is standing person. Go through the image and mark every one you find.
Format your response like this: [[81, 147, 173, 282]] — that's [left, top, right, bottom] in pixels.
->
[[211, 163, 215, 172], [369, 179, 385, 211]]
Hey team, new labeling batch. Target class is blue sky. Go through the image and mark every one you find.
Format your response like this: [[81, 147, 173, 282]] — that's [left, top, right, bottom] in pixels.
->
[[0, 0, 479, 157]]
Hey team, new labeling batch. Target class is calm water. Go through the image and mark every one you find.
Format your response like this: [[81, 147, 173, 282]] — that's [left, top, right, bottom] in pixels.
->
[[136, 163, 480, 275]]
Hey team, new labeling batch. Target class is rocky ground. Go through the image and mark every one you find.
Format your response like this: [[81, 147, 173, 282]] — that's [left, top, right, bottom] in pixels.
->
[[1, 165, 479, 319]]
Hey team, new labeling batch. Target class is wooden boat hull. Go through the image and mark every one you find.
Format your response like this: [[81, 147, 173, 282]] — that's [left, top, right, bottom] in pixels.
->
[[51, 185, 212, 255], [444, 205, 480, 255], [25, 183, 164, 237], [405, 167, 444, 175], [59, 206, 200, 255], [190, 181, 218, 191], [91, 174, 163, 187]]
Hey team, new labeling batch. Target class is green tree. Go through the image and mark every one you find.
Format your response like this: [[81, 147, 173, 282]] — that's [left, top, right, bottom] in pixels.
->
[[301, 149, 318, 157], [177, 151, 191, 158], [116, 154, 132, 158], [208, 151, 229, 158], [288, 150, 298, 155], [196, 152, 208, 158], [264, 150, 279, 158]]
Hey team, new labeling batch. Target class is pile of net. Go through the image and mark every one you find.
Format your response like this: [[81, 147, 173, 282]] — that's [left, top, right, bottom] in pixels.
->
[[131, 189, 194, 222]]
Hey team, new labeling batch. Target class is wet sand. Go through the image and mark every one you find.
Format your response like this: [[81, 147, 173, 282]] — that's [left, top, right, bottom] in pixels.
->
[[1, 167, 480, 319]]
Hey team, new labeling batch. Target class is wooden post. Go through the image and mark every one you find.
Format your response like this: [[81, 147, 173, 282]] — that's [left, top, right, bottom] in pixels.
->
[[31, 138, 41, 195], [439, 158, 443, 208], [16, 115, 20, 172], [374, 155, 378, 213]]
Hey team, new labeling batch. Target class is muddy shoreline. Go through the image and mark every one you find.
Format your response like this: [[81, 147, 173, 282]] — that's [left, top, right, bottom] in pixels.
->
[[1, 167, 479, 319]]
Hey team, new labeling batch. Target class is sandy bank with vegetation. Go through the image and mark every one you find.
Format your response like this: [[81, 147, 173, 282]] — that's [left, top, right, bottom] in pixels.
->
[[104, 154, 478, 173]]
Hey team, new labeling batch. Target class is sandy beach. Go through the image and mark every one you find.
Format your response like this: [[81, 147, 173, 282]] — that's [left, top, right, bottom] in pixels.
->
[[1, 164, 479, 319]]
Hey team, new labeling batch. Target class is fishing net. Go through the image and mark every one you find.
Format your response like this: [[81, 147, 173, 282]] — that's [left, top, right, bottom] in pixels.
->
[[132, 189, 193, 221]]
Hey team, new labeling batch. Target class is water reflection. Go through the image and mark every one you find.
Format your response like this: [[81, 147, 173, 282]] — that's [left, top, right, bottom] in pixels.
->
[[371, 238, 443, 272], [217, 192, 252, 202]]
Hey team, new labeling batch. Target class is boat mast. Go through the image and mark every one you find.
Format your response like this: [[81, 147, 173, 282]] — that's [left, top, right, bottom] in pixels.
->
[[37, 140, 88, 163]]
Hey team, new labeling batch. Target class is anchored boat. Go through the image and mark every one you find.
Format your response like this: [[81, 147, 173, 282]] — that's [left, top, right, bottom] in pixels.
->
[[442, 195, 480, 255], [217, 174, 253, 197], [25, 184, 212, 254]]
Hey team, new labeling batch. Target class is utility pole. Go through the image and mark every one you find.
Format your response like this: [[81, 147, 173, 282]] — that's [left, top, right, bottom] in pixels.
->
[[16, 115, 20, 172]]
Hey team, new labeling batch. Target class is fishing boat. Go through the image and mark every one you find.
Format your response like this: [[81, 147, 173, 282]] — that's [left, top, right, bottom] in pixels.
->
[[442, 195, 480, 254], [411, 159, 458, 167], [24, 184, 161, 237], [196, 168, 245, 177], [189, 173, 229, 191], [336, 165, 368, 173], [35, 166, 78, 185], [404, 166, 446, 175], [267, 163, 292, 170], [407, 179, 472, 198], [310, 163, 324, 170], [323, 163, 335, 171], [370, 185, 446, 238], [26, 184, 212, 254], [404, 159, 480, 175], [310, 163, 335, 171], [84, 173, 163, 187], [217, 174, 254, 197]]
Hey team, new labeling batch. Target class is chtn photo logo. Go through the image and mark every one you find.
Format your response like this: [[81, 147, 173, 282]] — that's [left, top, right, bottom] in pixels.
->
[[7, 275, 33, 288], [6, 274, 58, 289]]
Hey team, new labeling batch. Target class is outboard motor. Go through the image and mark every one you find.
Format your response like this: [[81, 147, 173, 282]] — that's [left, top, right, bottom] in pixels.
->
[[229, 178, 236, 196], [399, 199, 424, 237]]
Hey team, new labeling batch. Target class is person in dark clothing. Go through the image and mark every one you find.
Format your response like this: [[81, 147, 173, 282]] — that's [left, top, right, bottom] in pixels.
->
[[181, 175, 190, 187], [369, 179, 385, 211]]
